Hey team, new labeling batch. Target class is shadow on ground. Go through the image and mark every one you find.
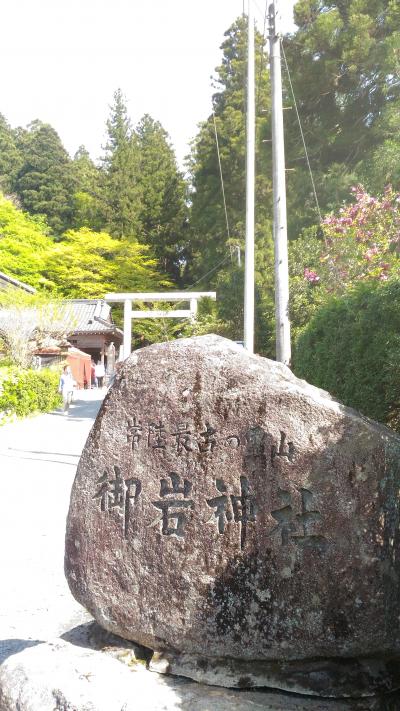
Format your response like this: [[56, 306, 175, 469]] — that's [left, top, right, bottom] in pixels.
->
[[60, 623, 400, 710], [53, 395, 104, 422], [0, 639, 43, 664]]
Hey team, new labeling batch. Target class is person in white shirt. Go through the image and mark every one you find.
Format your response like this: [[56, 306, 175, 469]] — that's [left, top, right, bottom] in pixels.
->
[[58, 366, 75, 414], [95, 361, 105, 388]]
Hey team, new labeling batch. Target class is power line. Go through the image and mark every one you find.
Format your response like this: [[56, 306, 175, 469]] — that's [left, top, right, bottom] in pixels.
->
[[186, 253, 233, 292], [212, 111, 231, 244], [281, 40, 323, 223], [212, 110, 241, 266]]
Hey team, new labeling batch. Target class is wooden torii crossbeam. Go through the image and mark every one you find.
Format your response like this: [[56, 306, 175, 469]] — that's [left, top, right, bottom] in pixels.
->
[[104, 292, 217, 359]]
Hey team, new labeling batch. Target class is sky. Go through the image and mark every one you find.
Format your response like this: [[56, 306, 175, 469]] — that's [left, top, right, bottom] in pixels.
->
[[1, 0, 296, 168]]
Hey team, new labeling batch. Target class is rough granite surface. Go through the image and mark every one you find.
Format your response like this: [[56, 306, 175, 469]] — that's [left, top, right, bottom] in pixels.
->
[[65, 336, 400, 688]]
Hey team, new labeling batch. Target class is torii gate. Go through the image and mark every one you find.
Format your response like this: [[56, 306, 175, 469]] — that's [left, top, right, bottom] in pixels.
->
[[104, 291, 217, 359]]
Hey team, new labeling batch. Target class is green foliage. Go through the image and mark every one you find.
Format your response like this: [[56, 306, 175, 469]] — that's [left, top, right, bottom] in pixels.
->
[[70, 146, 102, 230], [0, 367, 61, 420], [14, 121, 75, 234], [136, 114, 189, 282], [189, 18, 273, 279], [99, 89, 142, 238], [0, 194, 170, 300], [0, 114, 22, 194], [289, 185, 400, 339], [183, 313, 233, 339], [284, 0, 400, 235], [0, 194, 55, 289], [181, 296, 236, 340], [293, 278, 400, 432], [289, 227, 328, 341], [188, 17, 274, 350], [44, 227, 169, 298]]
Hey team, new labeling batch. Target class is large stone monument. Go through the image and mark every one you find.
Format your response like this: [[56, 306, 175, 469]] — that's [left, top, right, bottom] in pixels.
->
[[65, 335, 400, 697]]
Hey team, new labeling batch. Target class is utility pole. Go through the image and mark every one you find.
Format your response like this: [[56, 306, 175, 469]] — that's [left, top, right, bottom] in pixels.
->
[[269, 0, 291, 366], [244, 0, 255, 353]]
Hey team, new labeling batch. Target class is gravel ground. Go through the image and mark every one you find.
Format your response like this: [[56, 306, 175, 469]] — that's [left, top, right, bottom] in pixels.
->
[[0, 389, 104, 663]]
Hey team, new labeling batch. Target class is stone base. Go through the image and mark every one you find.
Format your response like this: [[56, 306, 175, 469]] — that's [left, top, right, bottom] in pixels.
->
[[62, 623, 400, 702], [149, 649, 400, 699], [1, 633, 399, 711]]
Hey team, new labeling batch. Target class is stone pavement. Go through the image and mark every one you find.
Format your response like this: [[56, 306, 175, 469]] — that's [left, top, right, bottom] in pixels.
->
[[0, 389, 104, 662]]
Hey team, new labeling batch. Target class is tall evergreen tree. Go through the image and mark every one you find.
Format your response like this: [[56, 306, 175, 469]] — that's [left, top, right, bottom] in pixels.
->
[[190, 17, 273, 275], [283, 0, 400, 234], [14, 120, 74, 234], [100, 89, 142, 238], [70, 145, 102, 229], [189, 17, 275, 352], [136, 114, 188, 282], [0, 114, 22, 195]]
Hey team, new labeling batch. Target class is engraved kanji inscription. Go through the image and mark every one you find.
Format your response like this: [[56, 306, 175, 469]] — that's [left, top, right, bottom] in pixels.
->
[[125, 414, 242, 454], [270, 488, 326, 548], [230, 476, 257, 548], [148, 421, 167, 449], [199, 423, 217, 453], [127, 416, 143, 450], [245, 426, 265, 457], [93, 465, 141, 538], [271, 431, 295, 463], [207, 479, 233, 533], [172, 423, 196, 453], [152, 473, 193, 537], [207, 476, 257, 548]]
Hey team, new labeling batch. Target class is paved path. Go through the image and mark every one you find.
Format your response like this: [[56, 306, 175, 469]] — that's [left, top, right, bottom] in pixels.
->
[[0, 389, 104, 662]]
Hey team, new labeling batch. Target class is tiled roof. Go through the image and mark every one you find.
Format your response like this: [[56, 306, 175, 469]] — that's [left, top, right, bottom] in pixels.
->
[[64, 299, 120, 334], [0, 271, 36, 293], [0, 299, 122, 338]]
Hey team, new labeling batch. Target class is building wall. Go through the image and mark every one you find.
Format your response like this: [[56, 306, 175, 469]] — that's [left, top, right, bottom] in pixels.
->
[[68, 333, 122, 366]]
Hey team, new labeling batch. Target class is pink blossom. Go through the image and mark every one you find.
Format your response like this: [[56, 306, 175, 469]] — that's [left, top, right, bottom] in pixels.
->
[[364, 246, 379, 261], [304, 268, 320, 284]]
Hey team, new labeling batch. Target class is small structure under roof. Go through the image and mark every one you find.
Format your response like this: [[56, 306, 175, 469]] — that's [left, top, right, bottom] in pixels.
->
[[63, 299, 123, 365], [0, 297, 122, 370]]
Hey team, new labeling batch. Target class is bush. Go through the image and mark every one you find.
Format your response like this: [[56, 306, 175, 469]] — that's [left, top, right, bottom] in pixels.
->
[[293, 278, 400, 432], [288, 186, 400, 343], [0, 367, 62, 420]]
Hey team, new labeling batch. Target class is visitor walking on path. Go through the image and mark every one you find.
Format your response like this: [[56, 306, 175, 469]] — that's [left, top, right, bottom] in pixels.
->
[[59, 365, 75, 414], [95, 361, 105, 388], [90, 359, 96, 388]]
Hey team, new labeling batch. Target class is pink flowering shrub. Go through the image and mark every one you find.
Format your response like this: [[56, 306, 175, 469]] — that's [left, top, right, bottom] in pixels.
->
[[289, 186, 400, 339], [319, 185, 400, 291], [303, 268, 320, 284]]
